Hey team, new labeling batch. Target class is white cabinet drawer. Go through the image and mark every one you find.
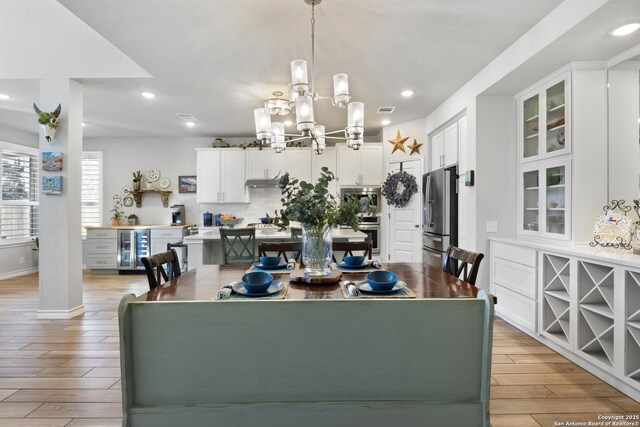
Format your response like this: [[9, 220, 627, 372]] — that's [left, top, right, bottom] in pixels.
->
[[87, 239, 116, 254], [87, 229, 117, 239], [493, 242, 536, 267], [86, 254, 117, 269], [494, 258, 536, 299], [493, 284, 537, 333], [150, 228, 184, 239]]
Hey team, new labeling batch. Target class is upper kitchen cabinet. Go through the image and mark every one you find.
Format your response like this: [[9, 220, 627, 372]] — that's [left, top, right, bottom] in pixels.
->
[[337, 143, 383, 186], [284, 148, 312, 183], [196, 148, 248, 204], [518, 72, 571, 163], [430, 116, 464, 171], [311, 147, 337, 195], [246, 148, 285, 180]]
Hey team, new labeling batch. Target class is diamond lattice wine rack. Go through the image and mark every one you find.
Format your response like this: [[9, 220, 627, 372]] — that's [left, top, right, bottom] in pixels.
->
[[626, 271, 640, 384], [577, 261, 615, 369], [541, 254, 571, 346]]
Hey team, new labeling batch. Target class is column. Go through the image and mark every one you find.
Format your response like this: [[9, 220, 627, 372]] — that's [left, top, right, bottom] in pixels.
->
[[37, 78, 84, 319]]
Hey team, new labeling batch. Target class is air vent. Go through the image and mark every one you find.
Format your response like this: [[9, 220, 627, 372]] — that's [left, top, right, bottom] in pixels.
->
[[376, 106, 395, 114], [177, 114, 198, 121]]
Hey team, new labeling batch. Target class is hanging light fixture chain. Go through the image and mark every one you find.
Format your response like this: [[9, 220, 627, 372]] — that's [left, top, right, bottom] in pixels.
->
[[310, 0, 316, 96]]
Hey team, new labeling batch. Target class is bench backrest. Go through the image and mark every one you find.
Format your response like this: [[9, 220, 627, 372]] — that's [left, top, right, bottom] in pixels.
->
[[119, 292, 494, 427]]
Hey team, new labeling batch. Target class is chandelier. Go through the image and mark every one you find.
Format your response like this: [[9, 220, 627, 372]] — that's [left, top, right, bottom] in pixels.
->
[[253, 0, 365, 155]]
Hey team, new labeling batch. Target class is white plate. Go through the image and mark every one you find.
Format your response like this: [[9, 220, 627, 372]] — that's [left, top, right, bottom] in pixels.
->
[[158, 178, 170, 189], [121, 186, 131, 195], [123, 196, 134, 207], [146, 168, 160, 182], [232, 281, 283, 297], [356, 280, 407, 294]]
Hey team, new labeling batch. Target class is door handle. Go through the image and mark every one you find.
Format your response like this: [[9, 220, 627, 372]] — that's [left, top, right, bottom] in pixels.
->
[[414, 225, 419, 228]]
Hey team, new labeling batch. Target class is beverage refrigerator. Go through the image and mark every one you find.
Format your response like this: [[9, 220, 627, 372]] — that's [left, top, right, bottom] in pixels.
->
[[117, 229, 150, 271], [422, 165, 458, 267]]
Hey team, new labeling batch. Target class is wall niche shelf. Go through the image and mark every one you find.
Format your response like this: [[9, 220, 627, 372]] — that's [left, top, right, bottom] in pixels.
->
[[131, 190, 172, 208]]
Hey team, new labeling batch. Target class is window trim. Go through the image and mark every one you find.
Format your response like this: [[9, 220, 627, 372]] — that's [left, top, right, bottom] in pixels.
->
[[82, 151, 103, 234]]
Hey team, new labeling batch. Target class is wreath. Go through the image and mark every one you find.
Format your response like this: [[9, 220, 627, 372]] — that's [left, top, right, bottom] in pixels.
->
[[381, 171, 418, 208]]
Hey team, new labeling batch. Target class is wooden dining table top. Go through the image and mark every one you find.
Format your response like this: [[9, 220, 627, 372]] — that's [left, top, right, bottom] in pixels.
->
[[138, 262, 485, 301]]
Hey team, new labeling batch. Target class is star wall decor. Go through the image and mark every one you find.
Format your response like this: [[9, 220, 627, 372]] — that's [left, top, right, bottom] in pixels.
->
[[407, 138, 423, 155], [388, 130, 409, 154]]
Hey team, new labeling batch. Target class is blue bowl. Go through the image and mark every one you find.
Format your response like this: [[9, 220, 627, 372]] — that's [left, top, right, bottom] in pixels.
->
[[259, 256, 281, 267], [241, 271, 273, 294], [259, 217, 272, 224], [367, 271, 398, 291], [343, 256, 365, 266]]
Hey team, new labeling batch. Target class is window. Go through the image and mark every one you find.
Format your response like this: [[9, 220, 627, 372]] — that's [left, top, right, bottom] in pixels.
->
[[0, 144, 39, 240], [82, 151, 102, 232]]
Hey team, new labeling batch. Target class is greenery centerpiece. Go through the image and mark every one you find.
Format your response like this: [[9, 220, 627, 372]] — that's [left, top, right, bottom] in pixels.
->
[[273, 168, 372, 276]]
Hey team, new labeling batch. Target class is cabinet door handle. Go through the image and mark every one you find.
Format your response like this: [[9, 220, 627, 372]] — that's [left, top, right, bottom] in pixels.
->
[[217, 192, 220, 202], [222, 192, 225, 202]]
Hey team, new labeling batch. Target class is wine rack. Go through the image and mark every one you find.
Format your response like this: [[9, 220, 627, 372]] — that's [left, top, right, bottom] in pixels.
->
[[541, 253, 571, 346], [626, 271, 640, 385]]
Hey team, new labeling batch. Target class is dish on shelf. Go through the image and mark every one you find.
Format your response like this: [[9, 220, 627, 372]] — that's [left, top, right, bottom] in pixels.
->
[[121, 186, 131, 196], [123, 196, 134, 207], [158, 178, 170, 189], [547, 117, 565, 130], [146, 168, 160, 182]]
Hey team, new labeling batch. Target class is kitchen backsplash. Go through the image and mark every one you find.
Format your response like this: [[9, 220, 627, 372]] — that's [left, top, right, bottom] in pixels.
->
[[198, 187, 283, 226]]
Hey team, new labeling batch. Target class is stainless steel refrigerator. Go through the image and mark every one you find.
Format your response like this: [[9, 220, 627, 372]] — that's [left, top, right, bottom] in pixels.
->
[[422, 165, 458, 267]]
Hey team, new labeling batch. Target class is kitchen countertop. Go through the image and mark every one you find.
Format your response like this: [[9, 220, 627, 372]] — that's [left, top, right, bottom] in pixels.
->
[[184, 226, 367, 242], [86, 224, 196, 230]]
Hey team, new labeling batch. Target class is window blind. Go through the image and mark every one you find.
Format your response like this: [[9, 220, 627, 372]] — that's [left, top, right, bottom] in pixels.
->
[[82, 152, 102, 231], [1, 150, 39, 239]]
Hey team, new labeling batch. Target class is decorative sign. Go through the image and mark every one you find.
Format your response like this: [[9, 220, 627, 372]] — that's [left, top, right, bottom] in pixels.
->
[[589, 200, 638, 250]]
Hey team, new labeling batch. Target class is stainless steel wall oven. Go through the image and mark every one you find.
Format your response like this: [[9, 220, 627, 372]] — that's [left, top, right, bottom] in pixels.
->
[[340, 187, 381, 254]]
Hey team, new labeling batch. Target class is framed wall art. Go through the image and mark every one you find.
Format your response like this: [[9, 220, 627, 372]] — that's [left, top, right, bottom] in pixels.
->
[[42, 152, 63, 171], [178, 176, 197, 193], [42, 176, 63, 195]]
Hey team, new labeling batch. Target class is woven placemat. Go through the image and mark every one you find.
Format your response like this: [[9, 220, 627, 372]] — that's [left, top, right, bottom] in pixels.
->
[[339, 281, 416, 299], [335, 264, 385, 273], [214, 282, 289, 300]]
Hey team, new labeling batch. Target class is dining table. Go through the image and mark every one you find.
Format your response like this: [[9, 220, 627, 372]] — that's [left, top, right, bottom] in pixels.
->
[[139, 262, 491, 301]]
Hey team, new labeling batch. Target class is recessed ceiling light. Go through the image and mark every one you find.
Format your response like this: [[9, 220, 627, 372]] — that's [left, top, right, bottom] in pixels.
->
[[284, 120, 293, 127], [610, 22, 640, 36], [381, 119, 391, 126], [401, 90, 414, 97], [0, 93, 10, 100], [185, 121, 197, 127], [141, 92, 156, 99]]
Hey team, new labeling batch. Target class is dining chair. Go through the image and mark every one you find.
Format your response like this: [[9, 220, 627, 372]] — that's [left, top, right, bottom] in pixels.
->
[[442, 245, 484, 285], [220, 227, 256, 264], [258, 240, 302, 263], [141, 249, 181, 290], [332, 240, 373, 262], [290, 227, 303, 241]]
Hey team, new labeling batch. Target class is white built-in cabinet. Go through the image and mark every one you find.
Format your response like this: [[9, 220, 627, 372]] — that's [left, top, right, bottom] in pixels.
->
[[430, 117, 463, 171], [196, 148, 247, 203], [284, 148, 312, 183], [490, 239, 640, 400], [336, 143, 383, 186], [150, 228, 188, 271], [245, 149, 285, 180], [311, 147, 338, 196]]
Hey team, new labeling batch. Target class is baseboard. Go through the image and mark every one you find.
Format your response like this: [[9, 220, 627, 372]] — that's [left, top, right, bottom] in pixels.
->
[[37, 305, 85, 319], [0, 267, 38, 280]]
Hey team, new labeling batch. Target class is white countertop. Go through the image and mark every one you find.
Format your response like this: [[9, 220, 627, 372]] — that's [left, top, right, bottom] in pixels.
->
[[489, 236, 640, 269], [184, 226, 367, 242], [86, 224, 195, 230]]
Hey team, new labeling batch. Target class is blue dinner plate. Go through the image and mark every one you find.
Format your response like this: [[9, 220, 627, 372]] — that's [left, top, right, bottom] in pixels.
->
[[356, 280, 407, 294], [253, 260, 287, 270], [232, 281, 283, 297], [338, 262, 372, 270]]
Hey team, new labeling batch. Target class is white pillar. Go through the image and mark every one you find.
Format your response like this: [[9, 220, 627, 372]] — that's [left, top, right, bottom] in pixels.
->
[[37, 78, 84, 319]]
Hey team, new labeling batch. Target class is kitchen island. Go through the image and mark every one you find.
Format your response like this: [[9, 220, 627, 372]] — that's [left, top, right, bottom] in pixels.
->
[[184, 226, 367, 269]]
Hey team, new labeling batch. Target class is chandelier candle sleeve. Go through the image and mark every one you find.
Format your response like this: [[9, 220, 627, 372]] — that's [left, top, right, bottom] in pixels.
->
[[254, 108, 273, 142], [347, 102, 365, 148], [272, 122, 286, 153], [333, 73, 350, 106], [295, 95, 315, 131], [291, 60, 309, 94], [313, 124, 326, 154]]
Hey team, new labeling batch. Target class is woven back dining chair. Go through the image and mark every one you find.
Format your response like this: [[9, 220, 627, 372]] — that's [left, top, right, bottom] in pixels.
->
[[442, 245, 484, 285], [220, 227, 256, 265], [141, 249, 181, 290], [332, 240, 373, 263], [258, 240, 302, 263]]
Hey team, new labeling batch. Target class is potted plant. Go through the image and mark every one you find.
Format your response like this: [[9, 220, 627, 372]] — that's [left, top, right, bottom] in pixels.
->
[[273, 167, 372, 276], [132, 171, 142, 191], [110, 195, 124, 226]]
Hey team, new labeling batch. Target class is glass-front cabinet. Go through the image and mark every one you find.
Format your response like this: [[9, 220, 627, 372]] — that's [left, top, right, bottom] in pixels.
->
[[519, 158, 571, 240], [519, 73, 571, 163]]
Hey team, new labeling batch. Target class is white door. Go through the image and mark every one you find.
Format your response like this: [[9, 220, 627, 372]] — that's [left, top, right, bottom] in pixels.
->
[[311, 147, 338, 196], [220, 150, 247, 203], [443, 122, 458, 167], [196, 150, 221, 203], [388, 158, 423, 262], [359, 144, 383, 185], [337, 144, 361, 186], [431, 131, 444, 171]]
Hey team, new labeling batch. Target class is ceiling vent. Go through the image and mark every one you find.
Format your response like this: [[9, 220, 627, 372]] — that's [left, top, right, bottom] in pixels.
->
[[376, 106, 395, 114], [176, 114, 198, 122]]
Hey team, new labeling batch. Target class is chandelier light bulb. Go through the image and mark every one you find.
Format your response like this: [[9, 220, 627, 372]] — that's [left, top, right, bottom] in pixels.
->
[[272, 122, 286, 153], [333, 73, 350, 107], [295, 95, 315, 131], [313, 124, 326, 154], [291, 60, 310, 95], [254, 108, 273, 143], [346, 102, 364, 149]]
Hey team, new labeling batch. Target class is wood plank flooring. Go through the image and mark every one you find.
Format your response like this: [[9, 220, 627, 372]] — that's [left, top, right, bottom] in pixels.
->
[[0, 272, 638, 426]]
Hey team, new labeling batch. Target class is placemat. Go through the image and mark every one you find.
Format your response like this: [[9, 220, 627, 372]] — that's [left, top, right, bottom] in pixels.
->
[[334, 262, 385, 273], [214, 281, 289, 300], [245, 262, 298, 274], [339, 281, 416, 299]]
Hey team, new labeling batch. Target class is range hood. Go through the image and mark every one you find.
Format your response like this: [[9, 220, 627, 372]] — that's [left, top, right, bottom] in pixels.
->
[[245, 178, 278, 188]]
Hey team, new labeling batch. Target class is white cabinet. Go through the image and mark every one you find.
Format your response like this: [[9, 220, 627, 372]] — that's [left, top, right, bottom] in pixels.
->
[[246, 149, 285, 180], [311, 147, 338, 195], [150, 228, 188, 271], [86, 229, 117, 270], [430, 118, 462, 171], [196, 149, 247, 203], [284, 148, 312, 183], [336, 143, 383, 186]]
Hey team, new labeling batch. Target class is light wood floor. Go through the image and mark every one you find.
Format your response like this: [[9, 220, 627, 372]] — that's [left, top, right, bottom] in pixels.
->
[[0, 273, 638, 426]]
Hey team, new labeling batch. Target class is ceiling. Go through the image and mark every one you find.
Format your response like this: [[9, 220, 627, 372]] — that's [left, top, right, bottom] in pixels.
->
[[0, 0, 565, 139]]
